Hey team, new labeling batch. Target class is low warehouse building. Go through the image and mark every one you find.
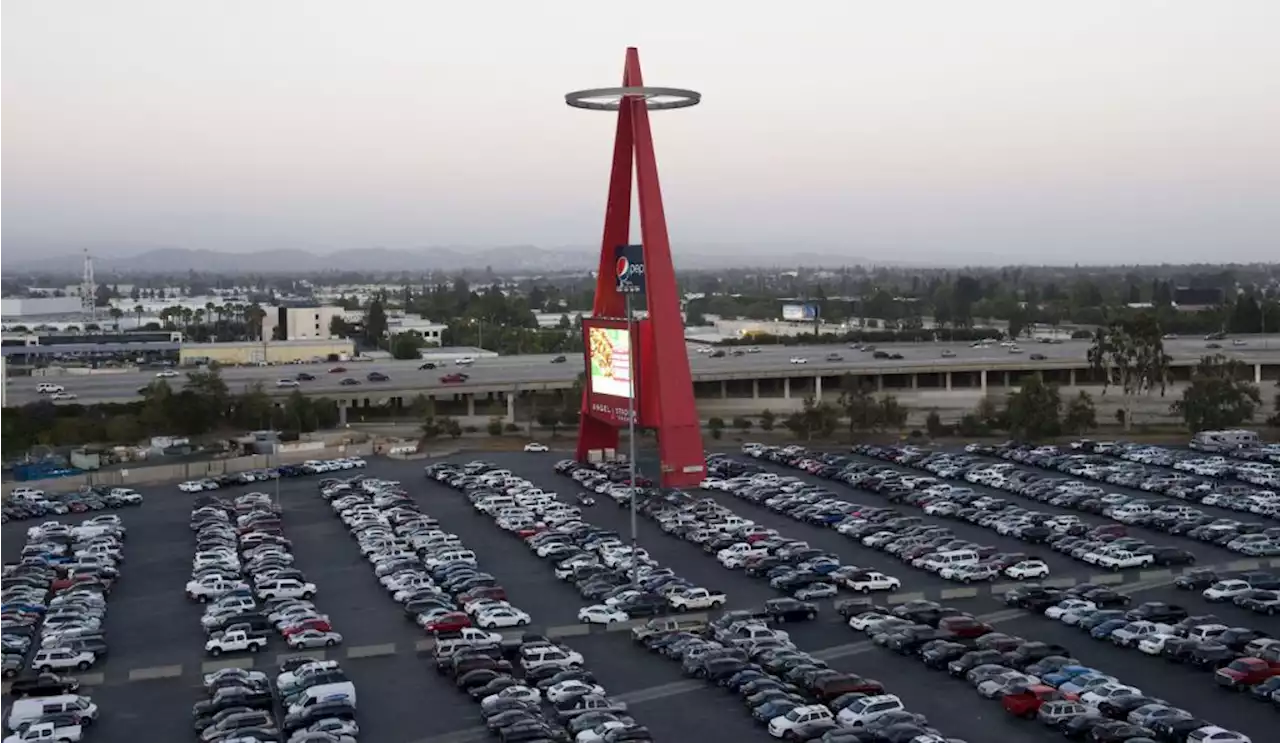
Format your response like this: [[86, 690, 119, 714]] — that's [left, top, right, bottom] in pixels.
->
[[179, 339, 356, 365]]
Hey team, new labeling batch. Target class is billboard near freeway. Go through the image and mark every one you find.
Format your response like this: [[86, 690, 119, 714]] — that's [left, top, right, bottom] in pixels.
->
[[782, 303, 818, 321]]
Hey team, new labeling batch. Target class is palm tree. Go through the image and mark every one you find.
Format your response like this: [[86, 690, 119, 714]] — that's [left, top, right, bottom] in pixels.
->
[[179, 307, 194, 330], [108, 307, 124, 330], [133, 304, 145, 328], [246, 304, 267, 341]]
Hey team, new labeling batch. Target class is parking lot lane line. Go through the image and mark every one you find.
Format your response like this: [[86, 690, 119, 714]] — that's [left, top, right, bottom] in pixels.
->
[[940, 587, 979, 600], [885, 591, 925, 604], [547, 623, 592, 638], [72, 672, 106, 686], [1091, 573, 1125, 585], [606, 621, 636, 633], [200, 658, 255, 674], [989, 582, 1019, 595], [619, 679, 705, 705], [1228, 559, 1262, 571], [128, 665, 184, 681], [414, 638, 437, 652], [345, 643, 397, 659], [276, 649, 327, 665], [1042, 577, 1078, 588], [1139, 569, 1173, 581]]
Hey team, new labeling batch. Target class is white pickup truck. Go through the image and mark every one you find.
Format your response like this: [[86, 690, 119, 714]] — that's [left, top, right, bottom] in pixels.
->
[[205, 629, 269, 656], [1089, 550, 1155, 570], [717, 543, 768, 568], [667, 587, 727, 610], [3, 720, 83, 743]]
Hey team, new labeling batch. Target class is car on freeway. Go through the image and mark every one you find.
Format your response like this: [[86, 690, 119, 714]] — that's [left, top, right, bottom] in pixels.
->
[[156, 369, 179, 378], [788, 357, 808, 365], [276, 379, 300, 388], [367, 372, 389, 382], [440, 373, 470, 384], [339, 378, 360, 386], [524, 443, 550, 453]]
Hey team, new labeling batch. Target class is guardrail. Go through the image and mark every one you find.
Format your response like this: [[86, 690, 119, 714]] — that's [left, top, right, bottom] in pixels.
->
[[1, 443, 375, 495]]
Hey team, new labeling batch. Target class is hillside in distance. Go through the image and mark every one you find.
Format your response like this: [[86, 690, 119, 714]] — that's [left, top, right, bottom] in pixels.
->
[[6, 245, 877, 275]]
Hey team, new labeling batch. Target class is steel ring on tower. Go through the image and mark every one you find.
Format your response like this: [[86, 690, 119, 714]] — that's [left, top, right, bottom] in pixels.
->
[[564, 86, 702, 112]]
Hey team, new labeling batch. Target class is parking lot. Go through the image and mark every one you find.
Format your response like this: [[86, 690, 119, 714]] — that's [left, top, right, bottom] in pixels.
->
[[3, 450, 1276, 743]]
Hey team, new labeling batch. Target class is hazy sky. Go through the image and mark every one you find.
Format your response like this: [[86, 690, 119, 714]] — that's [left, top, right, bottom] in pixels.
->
[[4, 0, 1279, 264]]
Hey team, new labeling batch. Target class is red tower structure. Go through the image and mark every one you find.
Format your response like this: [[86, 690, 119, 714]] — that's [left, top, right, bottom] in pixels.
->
[[567, 48, 706, 488]]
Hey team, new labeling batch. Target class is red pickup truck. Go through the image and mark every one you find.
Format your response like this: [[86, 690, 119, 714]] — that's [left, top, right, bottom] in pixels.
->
[[1215, 657, 1280, 689]]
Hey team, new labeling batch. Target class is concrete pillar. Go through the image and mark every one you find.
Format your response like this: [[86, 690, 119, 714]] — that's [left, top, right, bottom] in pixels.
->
[[1069, 368, 1076, 386], [814, 376, 823, 398], [720, 380, 728, 399], [1256, 364, 1263, 384], [945, 371, 952, 391], [338, 403, 348, 427], [783, 377, 791, 399], [506, 393, 516, 422], [751, 379, 759, 399], [466, 395, 476, 417], [875, 375, 884, 392], [910, 373, 918, 390], [1003, 371, 1011, 387], [980, 369, 988, 393]]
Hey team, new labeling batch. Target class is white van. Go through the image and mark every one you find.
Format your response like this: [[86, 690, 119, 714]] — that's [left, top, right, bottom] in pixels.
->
[[285, 681, 357, 715], [1110, 503, 1151, 524], [921, 549, 978, 573], [476, 496, 514, 514], [7, 695, 98, 731]]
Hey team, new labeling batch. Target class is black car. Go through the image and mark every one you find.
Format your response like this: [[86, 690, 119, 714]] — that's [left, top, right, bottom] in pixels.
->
[[1187, 643, 1236, 669], [1125, 602, 1188, 623], [1140, 546, 1196, 566], [764, 598, 818, 622], [7, 672, 80, 698], [418, 362, 438, 370], [295, 372, 316, 381], [920, 641, 969, 669], [551, 356, 567, 363], [1083, 589, 1131, 608], [1174, 569, 1219, 591], [1089, 721, 1153, 742], [1149, 715, 1211, 742], [367, 372, 389, 382], [615, 595, 668, 617]]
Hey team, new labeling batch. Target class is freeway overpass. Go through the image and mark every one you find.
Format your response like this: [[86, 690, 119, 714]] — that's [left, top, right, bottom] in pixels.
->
[[9, 337, 1280, 424]]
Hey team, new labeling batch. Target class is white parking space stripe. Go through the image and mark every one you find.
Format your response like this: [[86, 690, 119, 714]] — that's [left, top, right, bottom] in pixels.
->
[[128, 665, 183, 681], [346, 643, 397, 658], [201, 658, 255, 673], [885, 591, 925, 604], [547, 623, 591, 637]]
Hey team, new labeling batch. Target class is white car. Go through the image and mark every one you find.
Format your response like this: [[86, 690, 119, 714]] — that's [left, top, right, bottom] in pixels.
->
[[1203, 580, 1252, 601], [1045, 599, 1096, 621], [32, 647, 96, 672], [577, 605, 630, 625], [455, 357, 475, 365], [179, 480, 207, 493], [481, 685, 541, 710], [1004, 560, 1050, 580], [1181, 726, 1251, 743], [575, 721, 631, 743], [788, 357, 808, 365], [523, 442, 549, 452], [186, 577, 249, 601], [286, 629, 344, 649], [156, 369, 179, 378], [276, 379, 300, 388], [768, 704, 834, 738], [51, 392, 78, 401], [475, 607, 531, 628], [847, 612, 889, 632], [35, 383, 65, 394], [1137, 633, 1178, 655], [547, 680, 607, 704], [256, 579, 317, 600]]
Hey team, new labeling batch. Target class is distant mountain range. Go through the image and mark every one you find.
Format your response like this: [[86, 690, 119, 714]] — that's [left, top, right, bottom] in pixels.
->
[[4, 245, 878, 275]]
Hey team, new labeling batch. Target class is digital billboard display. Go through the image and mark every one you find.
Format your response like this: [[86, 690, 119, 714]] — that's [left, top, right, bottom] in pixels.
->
[[584, 319, 636, 426], [782, 303, 818, 321]]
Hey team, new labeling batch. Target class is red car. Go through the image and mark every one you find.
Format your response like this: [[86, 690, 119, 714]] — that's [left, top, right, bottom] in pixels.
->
[[1215, 657, 1280, 689], [458, 586, 507, 605], [939, 616, 993, 639], [281, 617, 332, 637], [423, 612, 472, 633], [1002, 684, 1061, 717], [328, 366, 346, 374], [440, 373, 470, 384]]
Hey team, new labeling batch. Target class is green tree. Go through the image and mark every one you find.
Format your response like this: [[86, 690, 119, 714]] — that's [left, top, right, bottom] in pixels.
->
[[1087, 314, 1172, 431], [104, 415, 143, 444], [420, 416, 442, 441], [441, 417, 463, 438], [759, 409, 776, 432], [878, 395, 908, 430], [283, 390, 319, 433], [925, 410, 946, 438], [536, 409, 562, 437], [390, 333, 425, 360], [365, 295, 389, 347], [708, 417, 725, 440], [408, 394, 435, 419], [1004, 373, 1062, 440], [837, 375, 881, 434], [234, 382, 274, 430], [1063, 391, 1098, 435], [732, 416, 752, 433], [1171, 354, 1262, 432], [487, 417, 505, 436]]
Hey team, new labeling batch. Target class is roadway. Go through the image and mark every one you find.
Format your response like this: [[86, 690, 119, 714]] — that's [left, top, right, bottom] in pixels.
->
[[2, 454, 1274, 742], [10, 335, 1280, 406]]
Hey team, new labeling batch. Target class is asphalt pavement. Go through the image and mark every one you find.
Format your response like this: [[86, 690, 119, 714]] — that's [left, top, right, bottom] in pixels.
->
[[3, 452, 1275, 743], [12, 334, 1280, 405]]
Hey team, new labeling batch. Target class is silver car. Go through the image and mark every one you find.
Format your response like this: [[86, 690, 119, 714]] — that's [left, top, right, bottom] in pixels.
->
[[286, 630, 343, 649], [1037, 700, 1094, 726]]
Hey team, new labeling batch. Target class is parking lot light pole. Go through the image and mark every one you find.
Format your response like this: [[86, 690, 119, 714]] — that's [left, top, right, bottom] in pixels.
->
[[626, 292, 639, 589]]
